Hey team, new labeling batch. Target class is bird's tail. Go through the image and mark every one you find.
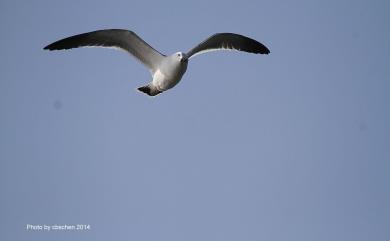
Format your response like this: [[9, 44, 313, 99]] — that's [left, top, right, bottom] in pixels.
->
[[137, 84, 162, 96]]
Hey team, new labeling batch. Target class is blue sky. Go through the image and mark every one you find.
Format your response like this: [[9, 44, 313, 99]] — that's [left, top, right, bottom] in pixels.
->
[[1, 0, 389, 241]]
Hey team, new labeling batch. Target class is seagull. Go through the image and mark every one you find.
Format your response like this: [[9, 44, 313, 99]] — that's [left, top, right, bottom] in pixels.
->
[[44, 29, 270, 96]]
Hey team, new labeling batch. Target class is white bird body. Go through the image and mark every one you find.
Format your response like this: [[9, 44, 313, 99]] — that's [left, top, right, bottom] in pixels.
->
[[152, 52, 188, 92], [44, 29, 269, 96]]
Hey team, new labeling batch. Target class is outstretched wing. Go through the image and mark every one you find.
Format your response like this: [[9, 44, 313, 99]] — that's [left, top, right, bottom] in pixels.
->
[[44, 29, 165, 72], [186, 33, 270, 59]]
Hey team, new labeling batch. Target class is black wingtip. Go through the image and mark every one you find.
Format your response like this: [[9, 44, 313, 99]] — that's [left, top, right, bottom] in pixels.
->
[[43, 43, 54, 50], [256, 43, 270, 55], [253, 48, 270, 55], [258, 49, 270, 55]]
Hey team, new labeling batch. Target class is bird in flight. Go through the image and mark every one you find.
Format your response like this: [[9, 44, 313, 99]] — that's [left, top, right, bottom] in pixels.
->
[[44, 29, 270, 96]]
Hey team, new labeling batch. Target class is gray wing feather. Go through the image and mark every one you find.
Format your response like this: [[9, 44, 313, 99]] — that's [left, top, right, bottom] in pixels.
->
[[44, 29, 165, 72], [186, 33, 270, 59]]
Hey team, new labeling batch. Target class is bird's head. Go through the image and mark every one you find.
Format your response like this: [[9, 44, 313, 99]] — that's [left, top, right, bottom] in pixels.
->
[[175, 52, 188, 63]]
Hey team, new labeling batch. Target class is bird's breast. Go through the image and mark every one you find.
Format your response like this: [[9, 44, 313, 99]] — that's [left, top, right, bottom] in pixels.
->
[[153, 62, 187, 91]]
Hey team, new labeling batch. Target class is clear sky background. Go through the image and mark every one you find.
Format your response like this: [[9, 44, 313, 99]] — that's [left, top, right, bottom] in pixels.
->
[[1, 0, 389, 240]]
